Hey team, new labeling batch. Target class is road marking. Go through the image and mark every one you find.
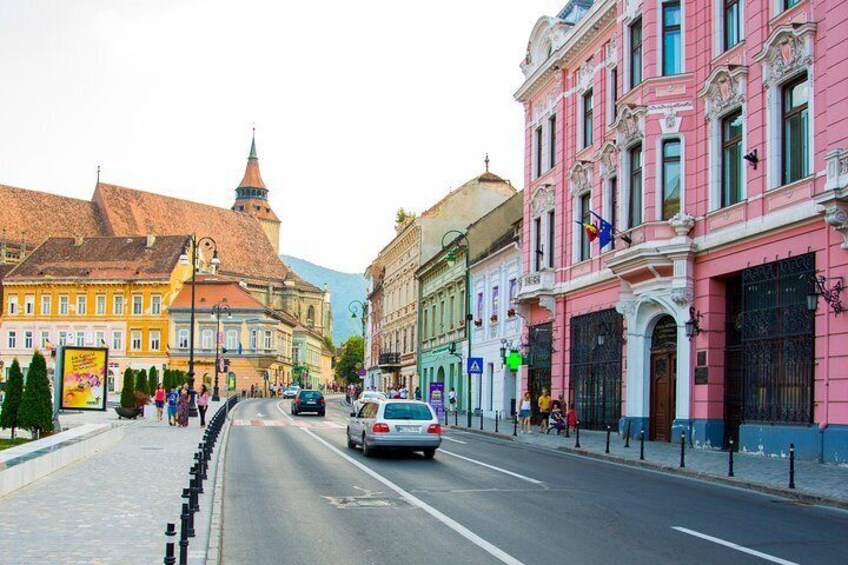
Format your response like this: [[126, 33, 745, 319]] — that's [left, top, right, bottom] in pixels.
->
[[441, 436, 467, 445], [439, 450, 542, 485], [275, 402, 525, 565], [672, 527, 799, 565]]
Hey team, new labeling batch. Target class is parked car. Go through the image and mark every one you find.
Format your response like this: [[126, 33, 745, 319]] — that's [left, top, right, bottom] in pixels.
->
[[292, 389, 325, 416], [283, 385, 300, 399], [346, 400, 441, 459], [353, 390, 386, 413]]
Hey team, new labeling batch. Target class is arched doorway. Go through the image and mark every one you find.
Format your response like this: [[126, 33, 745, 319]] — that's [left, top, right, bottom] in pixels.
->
[[650, 315, 677, 441], [436, 366, 445, 384]]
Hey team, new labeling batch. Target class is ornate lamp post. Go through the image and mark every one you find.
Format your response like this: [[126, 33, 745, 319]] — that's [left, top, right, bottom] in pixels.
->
[[349, 299, 367, 387], [211, 301, 231, 401], [179, 235, 220, 417], [442, 229, 472, 428]]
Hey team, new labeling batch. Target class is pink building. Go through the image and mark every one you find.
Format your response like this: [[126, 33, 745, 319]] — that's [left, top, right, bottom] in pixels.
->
[[513, 0, 848, 462]]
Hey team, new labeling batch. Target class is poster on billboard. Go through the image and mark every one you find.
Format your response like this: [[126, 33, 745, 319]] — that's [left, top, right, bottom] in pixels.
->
[[60, 346, 108, 411], [429, 382, 445, 419]]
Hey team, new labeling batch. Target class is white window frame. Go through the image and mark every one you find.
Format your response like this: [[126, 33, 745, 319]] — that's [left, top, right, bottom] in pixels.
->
[[41, 294, 51, 315], [263, 330, 273, 351], [132, 295, 143, 316], [58, 331, 67, 346], [24, 295, 34, 315], [8, 330, 17, 349], [113, 295, 124, 315], [96, 295, 107, 315], [764, 69, 814, 190], [59, 295, 69, 315], [76, 331, 85, 347], [624, 13, 644, 93], [657, 0, 685, 76], [607, 66, 618, 126], [573, 187, 594, 263], [95, 330, 106, 347], [24, 330, 33, 349], [7, 295, 18, 315], [602, 175, 619, 252], [201, 329, 213, 350], [40, 330, 50, 349], [579, 88, 595, 150], [622, 142, 645, 229], [76, 295, 87, 316], [112, 330, 124, 351], [130, 330, 142, 351], [714, 0, 745, 56], [151, 295, 162, 315], [178, 328, 190, 349], [149, 330, 160, 352], [708, 105, 748, 211], [226, 329, 238, 351], [655, 134, 686, 221]]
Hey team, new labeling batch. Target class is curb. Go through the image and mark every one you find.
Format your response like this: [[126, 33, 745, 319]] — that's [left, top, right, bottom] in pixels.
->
[[203, 400, 240, 564], [449, 425, 848, 510]]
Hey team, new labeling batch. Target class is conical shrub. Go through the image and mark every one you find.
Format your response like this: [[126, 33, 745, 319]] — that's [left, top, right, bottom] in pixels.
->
[[18, 351, 54, 437], [0, 358, 25, 439], [120, 368, 135, 408]]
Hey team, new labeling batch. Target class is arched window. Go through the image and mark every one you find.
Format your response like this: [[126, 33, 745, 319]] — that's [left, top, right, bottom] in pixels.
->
[[307, 305, 315, 325]]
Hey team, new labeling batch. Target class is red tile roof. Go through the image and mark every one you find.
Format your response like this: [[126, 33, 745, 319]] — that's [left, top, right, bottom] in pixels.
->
[[170, 280, 266, 310], [0, 183, 103, 246]]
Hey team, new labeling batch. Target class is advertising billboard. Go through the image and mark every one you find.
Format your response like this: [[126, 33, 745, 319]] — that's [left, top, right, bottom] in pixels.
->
[[60, 347, 108, 411]]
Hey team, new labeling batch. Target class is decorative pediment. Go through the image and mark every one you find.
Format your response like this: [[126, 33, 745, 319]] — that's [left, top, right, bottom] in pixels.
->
[[611, 104, 647, 148], [530, 184, 555, 215], [595, 141, 620, 180], [576, 57, 595, 94], [521, 16, 574, 77], [754, 23, 817, 89], [699, 65, 748, 121], [567, 161, 593, 195], [622, 0, 641, 22]]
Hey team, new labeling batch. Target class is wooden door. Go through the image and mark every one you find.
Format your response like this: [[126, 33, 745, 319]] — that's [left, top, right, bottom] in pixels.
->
[[650, 352, 676, 441]]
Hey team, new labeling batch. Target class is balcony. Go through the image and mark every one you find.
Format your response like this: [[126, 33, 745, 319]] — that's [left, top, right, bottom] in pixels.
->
[[378, 352, 400, 369], [514, 270, 556, 301]]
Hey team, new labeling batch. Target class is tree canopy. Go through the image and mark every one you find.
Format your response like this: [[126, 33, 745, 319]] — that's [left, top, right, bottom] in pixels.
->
[[333, 335, 364, 384]]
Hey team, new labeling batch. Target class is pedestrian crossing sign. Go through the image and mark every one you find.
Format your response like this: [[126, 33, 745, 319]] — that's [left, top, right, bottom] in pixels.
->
[[467, 357, 483, 374]]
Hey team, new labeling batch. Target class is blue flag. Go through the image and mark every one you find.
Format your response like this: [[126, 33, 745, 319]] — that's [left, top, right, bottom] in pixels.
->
[[598, 216, 614, 248], [237, 341, 243, 355]]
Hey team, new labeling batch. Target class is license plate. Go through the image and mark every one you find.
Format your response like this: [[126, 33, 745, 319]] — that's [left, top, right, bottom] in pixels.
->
[[305, 401, 315, 405], [396, 425, 421, 433]]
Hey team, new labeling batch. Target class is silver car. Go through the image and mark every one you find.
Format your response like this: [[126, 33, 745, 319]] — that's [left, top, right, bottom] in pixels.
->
[[353, 390, 387, 414], [347, 400, 442, 459]]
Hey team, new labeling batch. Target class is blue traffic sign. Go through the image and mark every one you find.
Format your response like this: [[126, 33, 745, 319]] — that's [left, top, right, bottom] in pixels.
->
[[467, 357, 484, 374]]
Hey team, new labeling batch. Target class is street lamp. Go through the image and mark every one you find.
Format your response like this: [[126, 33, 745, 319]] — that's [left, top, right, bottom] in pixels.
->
[[441, 229, 472, 427], [180, 235, 220, 417], [349, 299, 367, 385], [211, 300, 232, 401]]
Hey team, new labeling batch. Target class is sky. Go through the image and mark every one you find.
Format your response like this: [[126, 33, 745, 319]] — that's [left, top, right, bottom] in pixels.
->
[[0, 0, 563, 273]]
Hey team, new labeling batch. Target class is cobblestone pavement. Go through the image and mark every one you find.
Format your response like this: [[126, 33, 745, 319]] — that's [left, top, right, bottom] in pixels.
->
[[0, 401, 222, 565], [447, 411, 848, 505]]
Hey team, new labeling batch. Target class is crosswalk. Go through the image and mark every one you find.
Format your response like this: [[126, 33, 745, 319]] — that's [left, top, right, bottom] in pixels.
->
[[233, 418, 345, 429]]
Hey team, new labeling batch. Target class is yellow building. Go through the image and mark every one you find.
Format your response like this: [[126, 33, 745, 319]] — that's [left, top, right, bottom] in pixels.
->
[[0, 235, 191, 390], [167, 280, 295, 397]]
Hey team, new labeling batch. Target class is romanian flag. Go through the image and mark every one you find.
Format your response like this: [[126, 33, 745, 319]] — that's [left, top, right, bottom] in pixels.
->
[[577, 221, 599, 242]]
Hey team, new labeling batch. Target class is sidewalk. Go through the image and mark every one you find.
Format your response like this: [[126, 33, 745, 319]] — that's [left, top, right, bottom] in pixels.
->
[[0, 400, 225, 565], [447, 412, 848, 507]]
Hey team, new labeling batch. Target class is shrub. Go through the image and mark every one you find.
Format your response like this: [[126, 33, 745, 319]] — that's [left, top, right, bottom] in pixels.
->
[[17, 352, 54, 437], [120, 368, 136, 409], [135, 369, 148, 396], [0, 358, 25, 439], [148, 366, 159, 396]]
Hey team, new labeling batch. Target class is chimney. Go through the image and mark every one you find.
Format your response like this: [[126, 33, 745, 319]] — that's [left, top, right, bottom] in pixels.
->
[[146, 233, 156, 248], [74, 234, 84, 246]]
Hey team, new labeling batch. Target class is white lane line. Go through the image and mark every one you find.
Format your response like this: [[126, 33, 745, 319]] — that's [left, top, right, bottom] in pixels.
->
[[441, 436, 467, 445], [275, 403, 524, 565], [439, 450, 542, 485], [672, 527, 799, 565]]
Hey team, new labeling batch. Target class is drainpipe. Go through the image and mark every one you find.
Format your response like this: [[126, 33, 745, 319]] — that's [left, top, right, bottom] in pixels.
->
[[818, 234, 833, 464]]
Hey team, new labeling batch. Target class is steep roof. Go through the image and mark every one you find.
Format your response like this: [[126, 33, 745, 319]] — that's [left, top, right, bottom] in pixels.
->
[[0, 183, 104, 246], [238, 135, 267, 190], [420, 171, 513, 218], [93, 182, 290, 282], [170, 280, 266, 311], [6, 235, 188, 280]]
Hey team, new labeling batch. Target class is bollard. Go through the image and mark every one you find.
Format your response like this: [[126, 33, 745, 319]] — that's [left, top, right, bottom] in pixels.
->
[[513, 414, 518, 436], [179, 503, 190, 565], [605, 425, 611, 454], [575, 421, 581, 448], [639, 429, 645, 461], [789, 443, 796, 489], [680, 431, 686, 468], [164, 522, 177, 565], [444, 409, 448, 427], [728, 439, 735, 477], [480, 411, 484, 431], [625, 420, 631, 448], [454, 409, 458, 427], [495, 411, 499, 434]]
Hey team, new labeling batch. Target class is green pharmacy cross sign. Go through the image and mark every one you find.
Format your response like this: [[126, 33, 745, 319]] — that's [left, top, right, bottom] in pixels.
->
[[505, 351, 523, 371]]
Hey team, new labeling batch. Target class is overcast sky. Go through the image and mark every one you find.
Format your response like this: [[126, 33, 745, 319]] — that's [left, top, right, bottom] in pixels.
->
[[0, 0, 562, 273]]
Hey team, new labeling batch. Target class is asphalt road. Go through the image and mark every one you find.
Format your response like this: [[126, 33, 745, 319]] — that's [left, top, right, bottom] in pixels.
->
[[221, 397, 848, 564]]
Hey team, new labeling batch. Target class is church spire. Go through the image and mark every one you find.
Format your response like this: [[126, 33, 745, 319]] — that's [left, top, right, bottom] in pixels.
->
[[237, 128, 267, 199]]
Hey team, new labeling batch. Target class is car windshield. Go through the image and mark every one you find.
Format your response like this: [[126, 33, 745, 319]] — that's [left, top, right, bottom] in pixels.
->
[[299, 391, 322, 399], [287, 386, 298, 390], [383, 403, 432, 421]]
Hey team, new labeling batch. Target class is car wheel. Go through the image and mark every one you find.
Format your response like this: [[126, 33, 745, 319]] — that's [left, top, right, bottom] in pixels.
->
[[318, 411, 325, 417], [346, 429, 356, 449], [422, 448, 436, 460], [292, 408, 298, 416], [362, 434, 374, 457]]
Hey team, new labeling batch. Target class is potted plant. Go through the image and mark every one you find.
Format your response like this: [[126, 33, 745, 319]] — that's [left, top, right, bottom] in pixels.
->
[[507, 307, 516, 317], [474, 319, 483, 327], [115, 368, 140, 419], [490, 313, 498, 323]]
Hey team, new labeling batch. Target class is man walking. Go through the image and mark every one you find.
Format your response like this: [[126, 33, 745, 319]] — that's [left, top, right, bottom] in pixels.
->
[[538, 388, 551, 433]]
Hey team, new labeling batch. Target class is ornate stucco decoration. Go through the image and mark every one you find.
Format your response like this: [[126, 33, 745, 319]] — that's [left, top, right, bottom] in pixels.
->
[[699, 65, 748, 121], [530, 183, 555, 216], [622, 0, 641, 22], [815, 149, 848, 249], [576, 57, 595, 94], [520, 16, 574, 77], [670, 286, 694, 307], [615, 297, 637, 318], [539, 295, 557, 317], [596, 141, 620, 180], [754, 23, 817, 89], [668, 212, 696, 237], [567, 161, 593, 196], [612, 104, 647, 148], [606, 34, 617, 69]]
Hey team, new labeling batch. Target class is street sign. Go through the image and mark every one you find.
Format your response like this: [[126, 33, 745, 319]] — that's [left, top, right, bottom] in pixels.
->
[[357, 368, 367, 376], [227, 372, 236, 391], [467, 357, 483, 374]]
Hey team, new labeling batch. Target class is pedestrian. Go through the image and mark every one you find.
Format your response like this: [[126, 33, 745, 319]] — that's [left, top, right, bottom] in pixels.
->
[[448, 387, 457, 412], [547, 401, 565, 435], [566, 403, 578, 434], [519, 391, 532, 433], [166, 386, 178, 426], [177, 386, 190, 427], [154, 383, 166, 422], [197, 384, 210, 427], [399, 386, 408, 399], [538, 388, 551, 433], [414, 386, 421, 401]]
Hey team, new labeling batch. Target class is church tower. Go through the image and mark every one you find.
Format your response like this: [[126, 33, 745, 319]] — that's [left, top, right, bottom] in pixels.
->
[[232, 131, 281, 254]]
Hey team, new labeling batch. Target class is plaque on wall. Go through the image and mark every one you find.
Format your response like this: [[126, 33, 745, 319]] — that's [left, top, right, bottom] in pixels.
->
[[694, 366, 709, 385], [697, 350, 707, 366]]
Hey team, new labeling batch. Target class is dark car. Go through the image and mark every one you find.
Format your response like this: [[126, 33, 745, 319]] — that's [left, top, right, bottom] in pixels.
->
[[292, 389, 325, 416]]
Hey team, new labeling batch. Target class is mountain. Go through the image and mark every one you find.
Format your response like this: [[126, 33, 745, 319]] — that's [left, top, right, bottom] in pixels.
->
[[281, 255, 367, 346]]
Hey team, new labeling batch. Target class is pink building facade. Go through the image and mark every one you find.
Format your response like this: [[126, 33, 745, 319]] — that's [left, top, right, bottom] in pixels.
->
[[514, 0, 848, 462]]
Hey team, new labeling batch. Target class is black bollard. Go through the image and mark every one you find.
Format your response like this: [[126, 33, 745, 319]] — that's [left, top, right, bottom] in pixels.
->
[[454, 409, 458, 427], [639, 429, 645, 461], [680, 431, 686, 468], [495, 411, 499, 434], [789, 443, 796, 489], [625, 420, 631, 448], [480, 411, 484, 431], [513, 414, 518, 436], [179, 503, 190, 565], [164, 522, 177, 565], [605, 425, 611, 454], [444, 409, 448, 427], [728, 439, 735, 477], [575, 421, 581, 448]]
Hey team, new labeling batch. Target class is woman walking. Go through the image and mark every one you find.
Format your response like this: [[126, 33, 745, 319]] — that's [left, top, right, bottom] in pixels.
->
[[197, 384, 210, 428], [154, 383, 166, 422], [519, 391, 533, 433], [177, 386, 190, 427]]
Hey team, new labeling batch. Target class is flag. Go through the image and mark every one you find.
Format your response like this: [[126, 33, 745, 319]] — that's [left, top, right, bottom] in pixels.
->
[[237, 341, 243, 355], [577, 221, 599, 241], [597, 216, 614, 248]]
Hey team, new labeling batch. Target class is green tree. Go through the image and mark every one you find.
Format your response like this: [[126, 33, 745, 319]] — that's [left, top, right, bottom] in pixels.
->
[[148, 366, 159, 396], [135, 369, 148, 395], [0, 358, 25, 439], [17, 351, 54, 437], [120, 368, 135, 408], [333, 335, 364, 384]]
